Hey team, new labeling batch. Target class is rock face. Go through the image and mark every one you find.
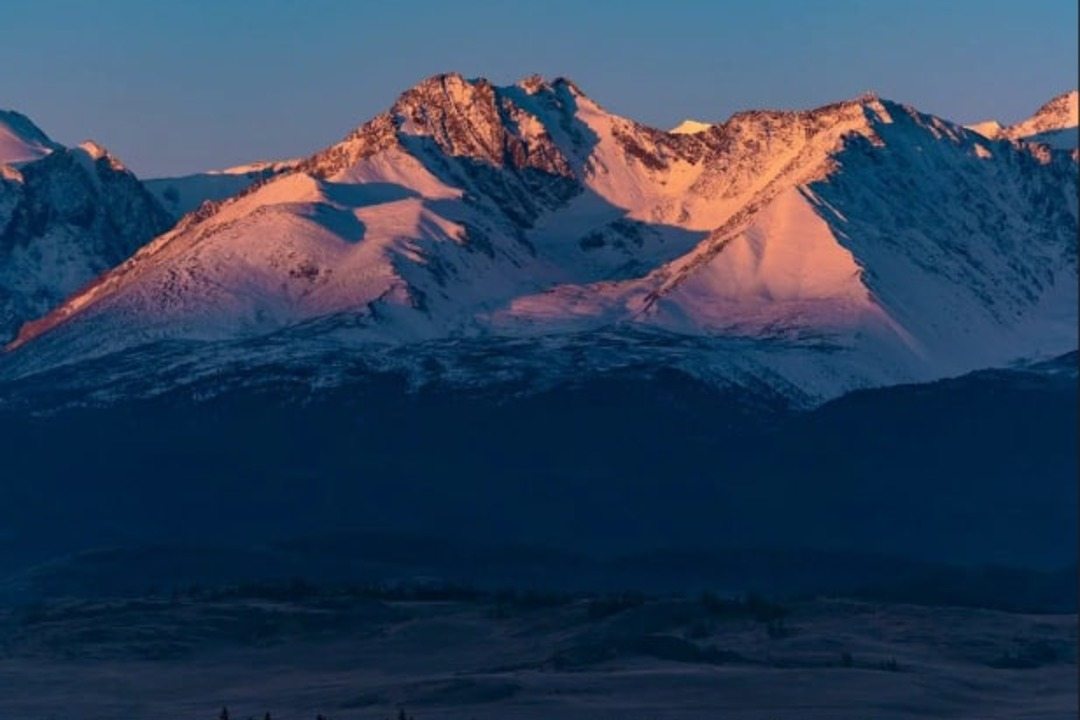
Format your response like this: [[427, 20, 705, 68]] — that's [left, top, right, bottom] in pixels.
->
[[0, 125, 173, 341], [3, 76, 1077, 406]]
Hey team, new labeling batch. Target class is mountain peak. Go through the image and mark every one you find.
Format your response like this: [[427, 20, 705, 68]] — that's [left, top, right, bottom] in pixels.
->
[[0, 108, 59, 165], [517, 74, 549, 94], [398, 72, 493, 101], [1033, 89, 1079, 120], [670, 119, 712, 135], [999, 89, 1079, 148], [965, 91, 1078, 148], [391, 72, 494, 119], [1024, 89, 1079, 131], [967, 119, 1004, 139]]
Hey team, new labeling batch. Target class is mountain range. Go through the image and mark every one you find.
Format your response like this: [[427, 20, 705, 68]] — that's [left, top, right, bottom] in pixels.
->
[[1, 77, 1076, 408], [0, 76, 1075, 588]]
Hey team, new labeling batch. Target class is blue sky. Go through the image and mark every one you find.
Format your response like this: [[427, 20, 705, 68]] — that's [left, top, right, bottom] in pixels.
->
[[2, 0, 1076, 176]]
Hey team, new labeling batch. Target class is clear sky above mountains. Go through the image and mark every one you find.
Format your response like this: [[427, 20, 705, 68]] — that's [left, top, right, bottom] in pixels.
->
[[2, 0, 1076, 176]]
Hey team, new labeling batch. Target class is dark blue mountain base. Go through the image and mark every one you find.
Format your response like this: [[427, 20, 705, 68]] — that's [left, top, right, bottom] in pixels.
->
[[0, 354, 1074, 608]]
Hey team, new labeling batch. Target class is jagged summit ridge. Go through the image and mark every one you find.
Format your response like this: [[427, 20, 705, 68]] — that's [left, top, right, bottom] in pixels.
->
[[148, 74, 895, 238]]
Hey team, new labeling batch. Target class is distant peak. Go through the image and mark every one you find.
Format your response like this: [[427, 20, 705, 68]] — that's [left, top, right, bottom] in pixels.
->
[[1003, 89, 1079, 144], [0, 108, 58, 165], [212, 158, 301, 176], [966, 119, 1004, 139], [1037, 89, 1078, 112], [670, 119, 712, 135], [1028, 89, 1078, 126]]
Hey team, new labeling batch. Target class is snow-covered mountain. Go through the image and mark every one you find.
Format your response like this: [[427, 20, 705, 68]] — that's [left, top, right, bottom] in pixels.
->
[[3, 76, 1077, 406], [968, 90, 1079, 149], [146, 158, 299, 219], [0, 113, 173, 340]]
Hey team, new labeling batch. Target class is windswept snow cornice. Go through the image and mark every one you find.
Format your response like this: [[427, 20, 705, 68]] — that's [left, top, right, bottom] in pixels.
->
[[0, 109, 61, 165]]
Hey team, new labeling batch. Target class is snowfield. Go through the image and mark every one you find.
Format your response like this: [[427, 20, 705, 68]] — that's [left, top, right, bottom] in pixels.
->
[[0, 591, 1073, 720]]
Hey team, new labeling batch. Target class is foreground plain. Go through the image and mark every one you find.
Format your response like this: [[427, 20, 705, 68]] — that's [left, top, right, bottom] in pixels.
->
[[0, 589, 1074, 719]]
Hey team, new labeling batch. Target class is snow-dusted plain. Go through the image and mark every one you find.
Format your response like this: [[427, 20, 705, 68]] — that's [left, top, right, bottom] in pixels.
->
[[0, 592, 1074, 720], [2, 76, 1076, 405]]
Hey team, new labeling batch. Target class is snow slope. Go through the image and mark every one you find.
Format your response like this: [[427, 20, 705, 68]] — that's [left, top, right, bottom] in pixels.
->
[[4, 76, 1076, 404]]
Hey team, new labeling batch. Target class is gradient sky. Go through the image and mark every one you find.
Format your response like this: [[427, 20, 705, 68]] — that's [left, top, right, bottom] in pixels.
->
[[2, 0, 1076, 176]]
